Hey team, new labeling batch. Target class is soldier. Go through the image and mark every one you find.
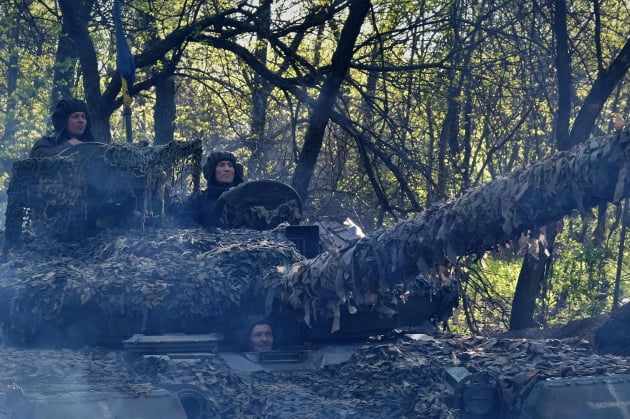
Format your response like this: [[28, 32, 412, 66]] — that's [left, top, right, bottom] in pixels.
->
[[30, 98, 96, 157], [187, 151, 245, 227], [240, 316, 275, 352], [249, 321, 275, 352]]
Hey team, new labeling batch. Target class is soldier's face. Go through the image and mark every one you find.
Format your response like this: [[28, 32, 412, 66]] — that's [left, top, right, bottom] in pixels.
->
[[250, 324, 273, 352], [215, 160, 235, 184], [66, 112, 87, 137]]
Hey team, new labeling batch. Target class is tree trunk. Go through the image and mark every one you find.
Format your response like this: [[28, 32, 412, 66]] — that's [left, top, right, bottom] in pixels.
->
[[568, 37, 630, 148], [436, 92, 458, 200], [613, 198, 629, 313], [509, 227, 557, 329], [247, 0, 272, 173], [510, 22, 630, 332], [291, 0, 371, 201], [55, 0, 112, 142], [52, 0, 79, 103], [509, 0, 568, 331], [1, 25, 19, 147], [554, 0, 571, 151], [279, 128, 630, 325], [154, 77, 176, 145]]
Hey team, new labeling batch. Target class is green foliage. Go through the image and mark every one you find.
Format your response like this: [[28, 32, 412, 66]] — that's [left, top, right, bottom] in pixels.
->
[[549, 219, 618, 321], [455, 208, 630, 335], [455, 256, 520, 334], [2, 0, 629, 220]]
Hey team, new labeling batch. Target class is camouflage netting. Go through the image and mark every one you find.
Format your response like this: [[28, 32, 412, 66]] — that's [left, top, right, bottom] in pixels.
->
[[4, 155, 86, 245], [4, 140, 202, 248], [278, 126, 630, 332], [93, 140, 203, 221], [1, 331, 629, 418], [0, 228, 304, 346], [213, 180, 304, 230], [220, 199, 302, 230]]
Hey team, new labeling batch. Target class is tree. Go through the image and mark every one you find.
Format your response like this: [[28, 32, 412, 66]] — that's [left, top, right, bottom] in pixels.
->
[[245, 0, 272, 170], [291, 0, 371, 201], [510, 0, 572, 331], [0, 24, 20, 158]]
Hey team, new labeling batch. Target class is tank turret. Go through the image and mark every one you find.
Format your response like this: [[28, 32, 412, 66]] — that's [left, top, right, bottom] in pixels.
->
[[1, 140, 454, 348]]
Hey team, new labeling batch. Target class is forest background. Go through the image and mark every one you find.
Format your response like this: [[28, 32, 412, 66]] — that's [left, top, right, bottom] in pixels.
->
[[1, 0, 629, 335]]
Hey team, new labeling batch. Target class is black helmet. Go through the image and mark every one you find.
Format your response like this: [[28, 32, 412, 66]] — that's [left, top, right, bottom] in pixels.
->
[[202, 151, 244, 185], [51, 98, 95, 142], [52, 98, 90, 130]]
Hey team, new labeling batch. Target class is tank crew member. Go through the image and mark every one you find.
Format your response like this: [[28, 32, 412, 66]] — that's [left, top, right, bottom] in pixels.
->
[[247, 319, 275, 352], [187, 151, 245, 227], [30, 98, 96, 158]]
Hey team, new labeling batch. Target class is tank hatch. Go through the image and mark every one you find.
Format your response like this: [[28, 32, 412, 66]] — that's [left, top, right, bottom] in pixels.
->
[[122, 333, 224, 354]]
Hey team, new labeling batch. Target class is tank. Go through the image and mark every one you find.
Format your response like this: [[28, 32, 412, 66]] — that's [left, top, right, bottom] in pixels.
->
[[1, 141, 629, 418]]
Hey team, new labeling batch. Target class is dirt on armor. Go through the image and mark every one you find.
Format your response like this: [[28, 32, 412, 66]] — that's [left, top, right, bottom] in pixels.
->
[[1, 329, 629, 418]]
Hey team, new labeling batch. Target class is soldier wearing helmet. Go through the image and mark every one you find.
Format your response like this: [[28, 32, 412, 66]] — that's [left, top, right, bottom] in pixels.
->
[[30, 98, 96, 157], [202, 151, 244, 188], [187, 151, 245, 227]]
